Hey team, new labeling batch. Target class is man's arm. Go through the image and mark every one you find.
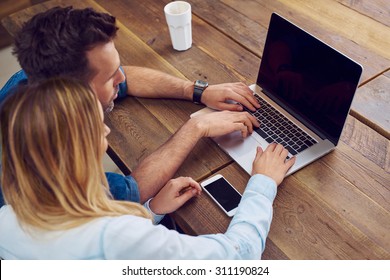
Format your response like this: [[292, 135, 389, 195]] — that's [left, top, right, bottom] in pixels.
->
[[123, 66, 193, 100], [132, 110, 259, 203], [122, 66, 260, 111]]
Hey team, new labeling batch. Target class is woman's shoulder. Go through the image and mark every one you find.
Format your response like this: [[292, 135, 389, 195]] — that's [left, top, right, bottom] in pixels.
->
[[0, 210, 153, 259], [0, 205, 16, 221]]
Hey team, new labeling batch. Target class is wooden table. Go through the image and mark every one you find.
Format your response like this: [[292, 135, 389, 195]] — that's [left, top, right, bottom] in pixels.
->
[[2, 0, 389, 260]]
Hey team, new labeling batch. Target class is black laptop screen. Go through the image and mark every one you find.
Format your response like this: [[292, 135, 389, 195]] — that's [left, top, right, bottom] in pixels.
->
[[257, 13, 362, 145]]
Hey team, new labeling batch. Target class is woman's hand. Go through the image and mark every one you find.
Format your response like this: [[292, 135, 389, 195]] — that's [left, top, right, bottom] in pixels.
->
[[252, 143, 296, 186], [149, 177, 202, 215]]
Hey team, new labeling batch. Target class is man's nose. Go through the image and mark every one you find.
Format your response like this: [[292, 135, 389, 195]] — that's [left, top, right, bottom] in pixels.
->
[[117, 68, 126, 84]]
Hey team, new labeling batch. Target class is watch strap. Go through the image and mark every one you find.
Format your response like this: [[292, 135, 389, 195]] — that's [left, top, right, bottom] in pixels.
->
[[193, 80, 208, 104], [193, 86, 204, 104]]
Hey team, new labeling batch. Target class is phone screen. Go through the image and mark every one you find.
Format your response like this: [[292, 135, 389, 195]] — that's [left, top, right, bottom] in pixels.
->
[[203, 177, 242, 212]]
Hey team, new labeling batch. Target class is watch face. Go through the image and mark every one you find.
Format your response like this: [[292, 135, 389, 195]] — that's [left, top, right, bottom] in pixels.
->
[[195, 80, 208, 87]]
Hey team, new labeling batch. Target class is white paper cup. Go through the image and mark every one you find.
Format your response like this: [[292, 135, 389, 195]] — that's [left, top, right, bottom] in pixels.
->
[[164, 1, 192, 51]]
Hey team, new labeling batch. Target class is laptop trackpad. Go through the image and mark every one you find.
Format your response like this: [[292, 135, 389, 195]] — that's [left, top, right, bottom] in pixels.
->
[[214, 131, 261, 159]]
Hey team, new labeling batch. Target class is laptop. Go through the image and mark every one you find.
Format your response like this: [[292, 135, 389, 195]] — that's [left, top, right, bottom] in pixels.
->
[[192, 13, 363, 175]]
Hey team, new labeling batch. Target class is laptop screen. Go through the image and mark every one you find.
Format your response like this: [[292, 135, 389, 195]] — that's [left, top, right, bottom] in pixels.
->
[[257, 13, 362, 145]]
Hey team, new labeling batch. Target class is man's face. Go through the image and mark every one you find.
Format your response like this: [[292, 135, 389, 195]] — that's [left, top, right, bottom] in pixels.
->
[[86, 41, 126, 113]]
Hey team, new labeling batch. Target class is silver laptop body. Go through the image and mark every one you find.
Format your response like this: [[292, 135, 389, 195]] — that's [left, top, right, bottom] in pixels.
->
[[193, 13, 362, 176]]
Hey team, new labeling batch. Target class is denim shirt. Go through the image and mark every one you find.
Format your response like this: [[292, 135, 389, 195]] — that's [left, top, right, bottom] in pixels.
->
[[0, 69, 28, 104], [0, 68, 128, 103]]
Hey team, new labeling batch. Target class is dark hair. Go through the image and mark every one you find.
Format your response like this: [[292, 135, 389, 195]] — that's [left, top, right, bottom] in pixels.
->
[[13, 6, 118, 83]]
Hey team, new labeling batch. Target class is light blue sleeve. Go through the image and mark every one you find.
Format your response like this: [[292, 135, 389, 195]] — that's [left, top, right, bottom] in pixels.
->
[[223, 174, 277, 257], [143, 198, 165, 225], [102, 174, 277, 259]]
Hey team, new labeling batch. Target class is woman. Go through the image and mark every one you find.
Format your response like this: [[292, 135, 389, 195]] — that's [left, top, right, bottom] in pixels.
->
[[0, 78, 294, 259]]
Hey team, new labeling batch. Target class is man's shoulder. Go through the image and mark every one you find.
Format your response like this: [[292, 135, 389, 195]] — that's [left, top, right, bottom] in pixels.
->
[[0, 70, 28, 104]]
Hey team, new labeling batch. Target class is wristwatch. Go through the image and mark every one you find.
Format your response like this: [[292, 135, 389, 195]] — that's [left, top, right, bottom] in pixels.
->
[[193, 80, 209, 104]]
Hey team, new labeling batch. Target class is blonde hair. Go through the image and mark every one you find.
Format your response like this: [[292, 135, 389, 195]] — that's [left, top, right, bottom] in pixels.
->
[[1, 78, 150, 230]]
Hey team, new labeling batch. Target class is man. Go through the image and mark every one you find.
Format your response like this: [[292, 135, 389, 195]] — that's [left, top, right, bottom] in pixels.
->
[[0, 6, 260, 205]]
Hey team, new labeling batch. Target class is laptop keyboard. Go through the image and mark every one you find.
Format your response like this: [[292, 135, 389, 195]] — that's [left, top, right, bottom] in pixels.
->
[[246, 95, 317, 155]]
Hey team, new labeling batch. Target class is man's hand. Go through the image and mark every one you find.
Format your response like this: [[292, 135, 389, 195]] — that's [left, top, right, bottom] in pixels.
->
[[189, 110, 260, 138], [149, 177, 202, 215], [201, 82, 260, 111]]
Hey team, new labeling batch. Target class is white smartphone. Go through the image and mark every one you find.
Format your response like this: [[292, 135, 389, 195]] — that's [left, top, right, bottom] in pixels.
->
[[200, 174, 242, 217]]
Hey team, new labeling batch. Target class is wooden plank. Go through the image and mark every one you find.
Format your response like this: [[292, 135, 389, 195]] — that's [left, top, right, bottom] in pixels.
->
[[0, 0, 32, 47], [0, 0, 31, 19], [338, 0, 390, 27], [324, 140, 390, 210], [105, 98, 172, 171], [271, 119, 390, 259], [274, 0, 390, 62], [1, 0, 64, 36], [191, 0, 268, 57], [177, 162, 390, 259], [95, 0, 261, 85], [216, 0, 390, 83], [261, 238, 289, 260], [113, 22, 187, 81], [271, 174, 389, 259], [350, 73, 390, 139], [341, 115, 390, 173], [292, 162, 390, 254]]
